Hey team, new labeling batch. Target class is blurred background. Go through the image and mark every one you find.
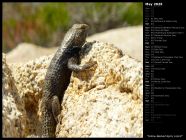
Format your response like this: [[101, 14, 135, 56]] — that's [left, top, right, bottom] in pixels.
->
[[3, 2, 143, 53]]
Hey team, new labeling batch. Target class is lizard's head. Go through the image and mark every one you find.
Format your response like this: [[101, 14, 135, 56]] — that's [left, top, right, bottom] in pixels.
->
[[72, 24, 89, 46]]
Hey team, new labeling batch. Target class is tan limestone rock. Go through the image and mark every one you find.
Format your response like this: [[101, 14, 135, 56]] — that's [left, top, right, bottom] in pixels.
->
[[3, 41, 143, 138]]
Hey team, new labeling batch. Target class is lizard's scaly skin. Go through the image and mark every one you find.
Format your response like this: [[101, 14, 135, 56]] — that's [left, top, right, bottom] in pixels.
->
[[41, 24, 95, 137]]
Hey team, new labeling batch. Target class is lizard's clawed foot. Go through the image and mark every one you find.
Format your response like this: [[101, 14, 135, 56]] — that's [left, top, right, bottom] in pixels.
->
[[83, 60, 97, 70]]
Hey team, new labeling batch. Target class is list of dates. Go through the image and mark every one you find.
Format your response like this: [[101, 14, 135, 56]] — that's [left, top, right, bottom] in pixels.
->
[[144, 2, 185, 136]]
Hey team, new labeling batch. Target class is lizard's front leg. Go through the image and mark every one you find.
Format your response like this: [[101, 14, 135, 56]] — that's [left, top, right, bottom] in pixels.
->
[[67, 57, 97, 72]]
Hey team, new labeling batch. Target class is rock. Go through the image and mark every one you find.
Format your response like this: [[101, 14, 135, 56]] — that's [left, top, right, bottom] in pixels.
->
[[2, 41, 143, 138], [2, 54, 26, 137], [87, 26, 143, 62], [9, 54, 54, 137], [56, 41, 143, 137], [3, 53, 54, 137]]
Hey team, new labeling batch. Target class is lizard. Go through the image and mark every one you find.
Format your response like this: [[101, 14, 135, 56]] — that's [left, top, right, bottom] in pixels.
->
[[41, 24, 97, 137]]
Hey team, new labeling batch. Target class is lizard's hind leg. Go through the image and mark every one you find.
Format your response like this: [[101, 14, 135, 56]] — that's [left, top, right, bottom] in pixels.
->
[[51, 95, 61, 123]]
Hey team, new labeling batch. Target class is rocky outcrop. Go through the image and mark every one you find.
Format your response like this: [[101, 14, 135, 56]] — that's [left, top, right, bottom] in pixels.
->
[[3, 41, 143, 137], [56, 42, 143, 137], [2, 54, 26, 137]]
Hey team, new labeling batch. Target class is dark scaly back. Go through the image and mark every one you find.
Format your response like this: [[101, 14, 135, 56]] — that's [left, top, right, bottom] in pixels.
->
[[43, 24, 89, 102]]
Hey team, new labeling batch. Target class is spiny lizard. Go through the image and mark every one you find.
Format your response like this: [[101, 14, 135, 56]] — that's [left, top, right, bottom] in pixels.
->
[[41, 24, 96, 137]]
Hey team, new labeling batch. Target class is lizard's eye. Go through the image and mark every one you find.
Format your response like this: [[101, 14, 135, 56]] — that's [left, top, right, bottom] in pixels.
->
[[80, 24, 89, 30], [73, 24, 89, 31]]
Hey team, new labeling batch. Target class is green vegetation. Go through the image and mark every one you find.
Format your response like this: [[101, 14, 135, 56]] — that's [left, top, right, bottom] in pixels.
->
[[3, 2, 143, 53]]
